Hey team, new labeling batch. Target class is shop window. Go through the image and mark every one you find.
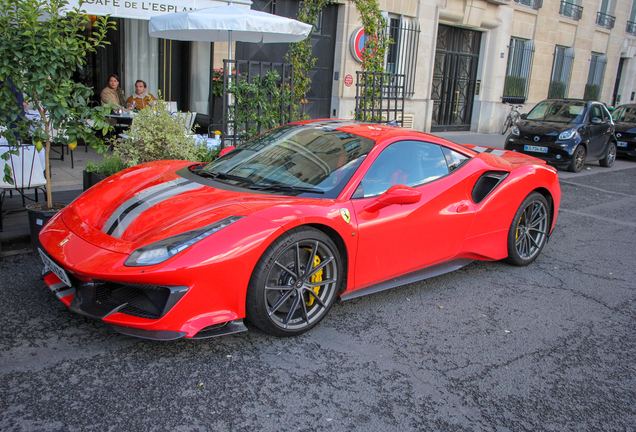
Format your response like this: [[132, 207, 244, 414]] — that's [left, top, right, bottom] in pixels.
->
[[502, 38, 534, 104]]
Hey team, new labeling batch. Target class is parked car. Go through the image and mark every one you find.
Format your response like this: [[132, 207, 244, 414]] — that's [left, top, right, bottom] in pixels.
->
[[611, 103, 636, 157], [38, 120, 561, 340], [504, 99, 617, 173]]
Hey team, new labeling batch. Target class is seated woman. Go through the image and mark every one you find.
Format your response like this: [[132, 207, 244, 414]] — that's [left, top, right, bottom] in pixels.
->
[[100, 74, 126, 108], [126, 80, 157, 110], [100, 74, 126, 127]]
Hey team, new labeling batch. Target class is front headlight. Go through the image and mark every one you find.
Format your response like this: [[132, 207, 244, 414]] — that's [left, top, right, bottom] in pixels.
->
[[558, 129, 578, 140], [125, 216, 244, 266], [511, 126, 520, 136]]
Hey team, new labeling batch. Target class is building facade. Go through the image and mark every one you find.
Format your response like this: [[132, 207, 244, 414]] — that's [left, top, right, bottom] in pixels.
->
[[70, 0, 636, 133]]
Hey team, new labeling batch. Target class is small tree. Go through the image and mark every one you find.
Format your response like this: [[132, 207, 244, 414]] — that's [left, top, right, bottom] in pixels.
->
[[0, 0, 114, 209]]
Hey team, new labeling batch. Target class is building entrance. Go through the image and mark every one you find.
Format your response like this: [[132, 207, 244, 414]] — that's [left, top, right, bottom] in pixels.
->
[[431, 25, 481, 132]]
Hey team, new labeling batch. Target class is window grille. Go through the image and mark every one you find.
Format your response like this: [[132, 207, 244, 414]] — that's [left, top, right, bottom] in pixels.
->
[[560, 1, 583, 20], [584, 53, 607, 100], [514, 0, 543, 9], [596, 12, 616, 29], [386, 15, 420, 98], [628, 0, 636, 34], [548, 46, 575, 98], [502, 38, 534, 104]]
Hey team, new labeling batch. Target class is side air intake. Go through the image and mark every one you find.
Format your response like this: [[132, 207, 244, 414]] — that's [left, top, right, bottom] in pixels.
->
[[472, 171, 509, 204]]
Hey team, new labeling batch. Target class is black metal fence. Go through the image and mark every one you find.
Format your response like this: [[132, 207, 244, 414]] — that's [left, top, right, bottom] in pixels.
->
[[222, 59, 294, 145], [560, 1, 583, 20], [355, 71, 405, 126], [386, 17, 420, 98], [548, 46, 575, 99], [502, 39, 535, 104], [627, 20, 636, 35], [596, 12, 615, 29]]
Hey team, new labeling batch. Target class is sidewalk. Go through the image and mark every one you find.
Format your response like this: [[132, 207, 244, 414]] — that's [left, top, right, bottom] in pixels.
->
[[0, 144, 108, 253]]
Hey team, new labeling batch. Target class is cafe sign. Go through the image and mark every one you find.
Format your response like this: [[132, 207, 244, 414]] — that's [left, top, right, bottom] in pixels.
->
[[64, 0, 251, 20]]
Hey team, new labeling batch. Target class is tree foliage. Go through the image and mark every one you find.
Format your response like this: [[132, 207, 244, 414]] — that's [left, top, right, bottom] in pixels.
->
[[0, 0, 114, 208], [285, 0, 328, 120], [351, 0, 389, 73]]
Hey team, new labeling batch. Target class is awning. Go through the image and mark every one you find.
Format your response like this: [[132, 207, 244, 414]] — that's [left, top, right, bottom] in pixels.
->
[[64, 0, 251, 21]]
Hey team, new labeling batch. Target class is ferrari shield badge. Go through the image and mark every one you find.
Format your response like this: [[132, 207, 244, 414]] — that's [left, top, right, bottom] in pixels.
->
[[58, 238, 69, 247], [340, 208, 351, 224]]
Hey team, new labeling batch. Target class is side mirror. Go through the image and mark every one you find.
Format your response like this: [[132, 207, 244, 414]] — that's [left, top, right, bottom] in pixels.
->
[[364, 184, 421, 212], [520, 113, 527, 119], [591, 117, 602, 125], [219, 146, 235, 157]]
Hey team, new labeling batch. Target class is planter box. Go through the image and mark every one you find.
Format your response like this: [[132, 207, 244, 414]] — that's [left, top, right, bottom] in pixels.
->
[[83, 170, 106, 191]]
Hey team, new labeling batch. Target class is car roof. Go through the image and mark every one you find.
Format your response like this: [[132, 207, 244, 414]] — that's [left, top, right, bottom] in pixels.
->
[[291, 119, 463, 146], [540, 98, 605, 107]]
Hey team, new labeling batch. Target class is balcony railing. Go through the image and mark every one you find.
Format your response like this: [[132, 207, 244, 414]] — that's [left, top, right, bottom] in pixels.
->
[[514, 0, 543, 10], [627, 21, 636, 35], [560, 1, 583, 21], [596, 12, 615, 29]]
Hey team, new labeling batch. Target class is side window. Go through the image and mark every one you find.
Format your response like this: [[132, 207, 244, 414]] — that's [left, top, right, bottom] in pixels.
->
[[442, 147, 469, 172], [590, 105, 602, 121], [601, 105, 611, 122], [353, 141, 449, 198]]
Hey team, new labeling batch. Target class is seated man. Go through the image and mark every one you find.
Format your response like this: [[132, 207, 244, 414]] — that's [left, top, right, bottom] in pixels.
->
[[126, 80, 157, 110]]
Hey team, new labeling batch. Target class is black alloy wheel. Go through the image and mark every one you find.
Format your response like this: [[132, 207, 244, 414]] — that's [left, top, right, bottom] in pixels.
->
[[505, 192, 549, 266], [567, 145, 586, 173], [246, 227, 342, 336], [599, 142, 617, 167]]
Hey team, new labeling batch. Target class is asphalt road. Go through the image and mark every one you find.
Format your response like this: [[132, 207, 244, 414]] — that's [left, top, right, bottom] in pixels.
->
[[1, 165, 635, 431]]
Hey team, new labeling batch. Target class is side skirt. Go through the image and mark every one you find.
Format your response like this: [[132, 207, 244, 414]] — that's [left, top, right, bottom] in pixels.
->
[[340, 258, 474, 301]]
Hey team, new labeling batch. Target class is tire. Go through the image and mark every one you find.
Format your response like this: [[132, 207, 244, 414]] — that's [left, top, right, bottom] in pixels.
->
[[567, 145, 586, 173], [245, 227, 342, 337], [501, 116, 512, 135], [505, 192, 550, 266], [599, 142, 617, 168]]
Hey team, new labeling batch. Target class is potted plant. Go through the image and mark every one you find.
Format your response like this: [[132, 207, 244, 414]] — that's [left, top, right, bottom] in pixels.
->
[[83, 156, 125, 191], [0, 0, 114, 249], [112, 97, 207, 168]]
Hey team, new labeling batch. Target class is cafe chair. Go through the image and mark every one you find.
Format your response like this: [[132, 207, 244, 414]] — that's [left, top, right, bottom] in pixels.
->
[[0, 144, 47, 232]]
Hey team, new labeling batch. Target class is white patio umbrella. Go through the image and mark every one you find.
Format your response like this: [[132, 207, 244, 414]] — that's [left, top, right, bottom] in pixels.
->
[[148, 2, 312, 60]]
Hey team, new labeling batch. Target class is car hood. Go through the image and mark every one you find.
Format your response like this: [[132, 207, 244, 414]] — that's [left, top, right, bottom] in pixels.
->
[[516, 120, 580, 136], [62, 161, 319, 252], [613, 121, 636, 134]]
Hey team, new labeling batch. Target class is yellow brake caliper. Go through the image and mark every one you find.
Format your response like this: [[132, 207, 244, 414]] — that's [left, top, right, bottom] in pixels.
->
[[303, 248, 322, 306]]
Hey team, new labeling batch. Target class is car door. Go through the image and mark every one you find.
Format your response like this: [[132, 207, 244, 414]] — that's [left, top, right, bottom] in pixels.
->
[[350, 140, 476, 290], [586, 104, 612, 159]]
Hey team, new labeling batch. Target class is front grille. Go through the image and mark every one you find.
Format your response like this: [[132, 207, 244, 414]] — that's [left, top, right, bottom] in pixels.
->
[[93, 282, 171, 319]]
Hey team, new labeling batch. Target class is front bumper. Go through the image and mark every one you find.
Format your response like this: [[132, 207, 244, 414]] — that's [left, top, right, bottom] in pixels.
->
[[504, 136, 576, 167], [616, 139, 636, 157]]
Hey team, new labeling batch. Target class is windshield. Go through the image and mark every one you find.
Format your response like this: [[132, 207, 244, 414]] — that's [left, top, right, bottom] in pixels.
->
[[526, 100, 587, 124], [201, 123, 376, 198], [612, 106, 636, 122]]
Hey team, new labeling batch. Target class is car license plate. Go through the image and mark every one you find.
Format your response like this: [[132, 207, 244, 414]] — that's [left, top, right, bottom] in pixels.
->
[[38, 248, 72, 287], [617, 141, 628, 147], [524, 145, 548, 153]]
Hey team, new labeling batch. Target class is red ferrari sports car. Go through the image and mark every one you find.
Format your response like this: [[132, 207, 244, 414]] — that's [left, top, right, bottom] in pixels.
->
[[39, 120, 561, 340]]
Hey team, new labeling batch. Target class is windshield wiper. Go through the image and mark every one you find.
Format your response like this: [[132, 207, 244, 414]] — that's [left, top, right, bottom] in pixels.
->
[[249, 184, 325, 194], [198, 170, 254, 184]]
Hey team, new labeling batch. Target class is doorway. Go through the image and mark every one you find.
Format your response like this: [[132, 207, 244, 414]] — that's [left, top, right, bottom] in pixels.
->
[[431, 25, 481, 132]]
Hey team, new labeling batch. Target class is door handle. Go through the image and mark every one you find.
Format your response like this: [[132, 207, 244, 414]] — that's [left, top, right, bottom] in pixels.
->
[[453, 91, 460, 114], [456, 202, 470, 213]]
